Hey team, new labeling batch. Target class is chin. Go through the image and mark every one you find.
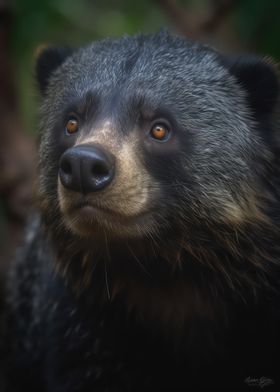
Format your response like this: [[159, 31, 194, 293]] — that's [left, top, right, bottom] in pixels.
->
[[62, 204, 158, 239]]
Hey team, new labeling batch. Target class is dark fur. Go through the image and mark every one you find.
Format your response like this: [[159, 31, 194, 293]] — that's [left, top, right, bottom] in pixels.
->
[[5, 31, 280, 391]]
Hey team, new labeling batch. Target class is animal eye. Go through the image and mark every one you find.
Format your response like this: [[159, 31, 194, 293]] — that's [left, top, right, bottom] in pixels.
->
[[149, 123, 170, 141], [66, 117, 79, 135]]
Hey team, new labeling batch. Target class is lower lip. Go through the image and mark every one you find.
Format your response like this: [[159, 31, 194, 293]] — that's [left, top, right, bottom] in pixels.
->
[[71, 204, 128, 223], [77, 205, 97, 215], [73, 205, 110, 220], [71, 204, 149, 225]]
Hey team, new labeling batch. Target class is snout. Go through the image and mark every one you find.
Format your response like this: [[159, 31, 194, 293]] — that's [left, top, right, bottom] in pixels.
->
[[59, 144, 115, 193]]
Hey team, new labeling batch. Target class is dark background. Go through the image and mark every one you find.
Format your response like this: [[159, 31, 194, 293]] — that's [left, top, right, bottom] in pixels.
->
[[1, 0, 280, 276]]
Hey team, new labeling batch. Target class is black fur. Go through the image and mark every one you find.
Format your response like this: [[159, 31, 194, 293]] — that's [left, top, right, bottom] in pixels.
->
[[5, 31, 280, 392], [35, 47, 72, 95], [222, 55, 279, 117]]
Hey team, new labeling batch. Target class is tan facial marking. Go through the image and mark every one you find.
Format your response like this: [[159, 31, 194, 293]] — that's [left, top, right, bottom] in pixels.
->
[[76, 120, 117, 148], [213, 187, 269, 226], [58, 122, 159, 237]]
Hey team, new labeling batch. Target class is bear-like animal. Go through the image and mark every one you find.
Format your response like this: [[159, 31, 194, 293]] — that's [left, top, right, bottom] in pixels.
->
[[5, 31, 280, 391]]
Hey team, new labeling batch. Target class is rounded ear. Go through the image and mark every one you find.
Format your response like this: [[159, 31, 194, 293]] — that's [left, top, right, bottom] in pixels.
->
[[35, 46, 73, 95], [221, 55, 279, 118]]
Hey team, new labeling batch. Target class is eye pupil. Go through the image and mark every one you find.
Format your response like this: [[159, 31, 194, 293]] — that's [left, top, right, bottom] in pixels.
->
[[66, 118, 78, 134], [150, 124, 169, 141]]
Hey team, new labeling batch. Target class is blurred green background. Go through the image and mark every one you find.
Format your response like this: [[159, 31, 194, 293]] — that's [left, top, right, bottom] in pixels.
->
[[13, 0, 167, 132], [1, 0, 280, 270], [10, 0, 280, 133]]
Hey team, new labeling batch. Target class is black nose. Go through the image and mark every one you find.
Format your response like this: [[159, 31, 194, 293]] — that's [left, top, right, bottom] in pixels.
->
[[59, 144, 115, 193]]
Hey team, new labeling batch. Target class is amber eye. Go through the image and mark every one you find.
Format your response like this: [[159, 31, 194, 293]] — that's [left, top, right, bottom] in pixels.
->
[[66, 118, 79, 134], [150, 123, 170, 141]]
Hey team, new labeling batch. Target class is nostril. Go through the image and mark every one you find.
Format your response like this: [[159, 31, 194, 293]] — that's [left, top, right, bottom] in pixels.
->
[[61, 159, 72, 175], [59, 150, 81, 192], [60, 145, 115, 193]]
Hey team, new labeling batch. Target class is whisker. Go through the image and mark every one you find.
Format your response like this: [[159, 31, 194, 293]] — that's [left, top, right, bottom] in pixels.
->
[[126, 243, 152, 278], [104, 231, 111, 301]]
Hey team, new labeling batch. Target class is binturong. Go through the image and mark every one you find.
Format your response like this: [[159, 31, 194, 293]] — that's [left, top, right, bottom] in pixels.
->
[[4, 31, 280, 391]]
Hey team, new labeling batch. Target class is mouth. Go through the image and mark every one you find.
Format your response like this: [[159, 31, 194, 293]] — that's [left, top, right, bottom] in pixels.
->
[[63, 200, 153, 237], [69, 201, 141, 221]]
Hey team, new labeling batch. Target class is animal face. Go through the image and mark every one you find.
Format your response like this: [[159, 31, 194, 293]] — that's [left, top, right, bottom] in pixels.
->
[[36, 32, 279, 240]]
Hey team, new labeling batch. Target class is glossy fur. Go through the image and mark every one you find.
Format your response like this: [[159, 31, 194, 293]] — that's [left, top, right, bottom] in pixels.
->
[[5, 31, 280, 391]]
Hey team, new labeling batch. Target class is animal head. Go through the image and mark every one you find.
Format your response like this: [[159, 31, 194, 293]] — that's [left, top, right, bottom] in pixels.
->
[[36, 32, 280, 244]]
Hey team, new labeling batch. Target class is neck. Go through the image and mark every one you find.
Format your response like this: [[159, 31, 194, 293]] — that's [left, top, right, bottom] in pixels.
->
[[45, 217, 280, 334]]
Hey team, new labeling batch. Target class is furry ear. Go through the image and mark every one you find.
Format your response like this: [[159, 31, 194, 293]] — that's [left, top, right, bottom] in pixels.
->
[[222, 55, 279, 118], [35, 46, 73, 95]]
